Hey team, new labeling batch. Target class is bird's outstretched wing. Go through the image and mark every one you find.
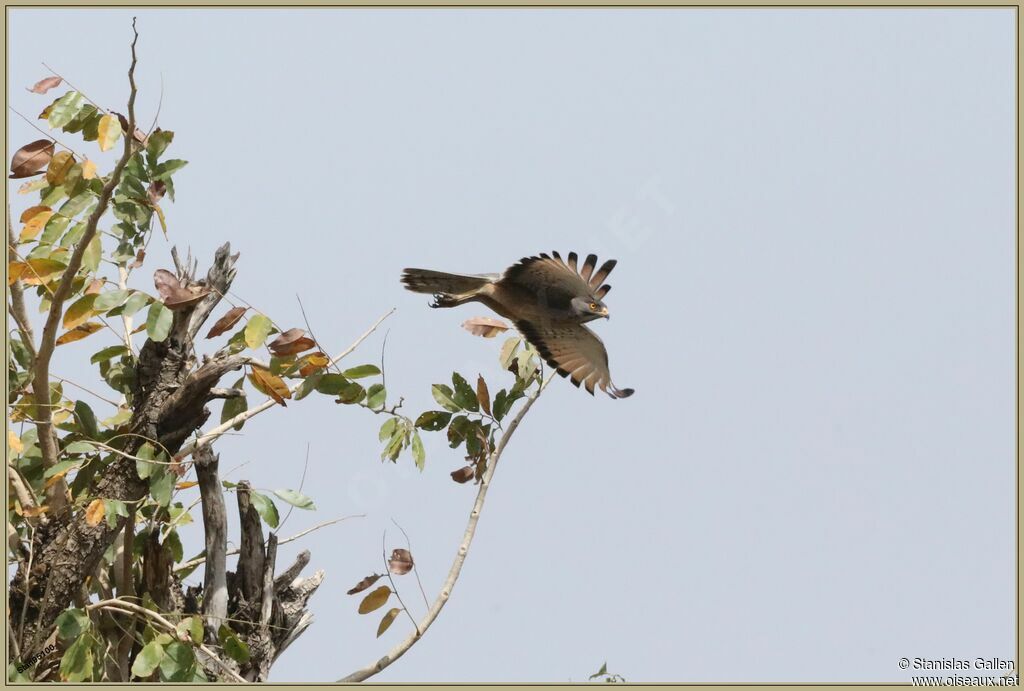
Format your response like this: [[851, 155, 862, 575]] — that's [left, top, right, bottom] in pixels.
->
[[502, 251, 616, 300], [516, 319, 634, 399]]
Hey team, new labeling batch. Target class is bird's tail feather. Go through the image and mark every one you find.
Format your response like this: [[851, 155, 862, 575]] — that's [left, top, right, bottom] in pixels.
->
[[400, 269, 493, 296]]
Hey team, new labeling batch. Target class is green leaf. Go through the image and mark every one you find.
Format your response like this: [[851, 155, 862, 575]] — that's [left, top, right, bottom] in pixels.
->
[[164, 529, 183, 563], [250, 492, 279, 528], [59, 633, 93, 682], [149, 468, 174, 506], [73, 400, 98, 438], [81, 234, 101, 273], [366, 383, 386, 410], [244, 314, 273, 350], [451, 372, 479, 412], [499, 336, 521, 369], [63, 440, 97, 454], [272, 488, 315, 511], [43, 459, 81, 480], [414, 410, 452, 431], [146, 302, 172, 342], [189, 616, 204, 645], [135, 442, 158, 479], [382, 427, 406, 462], [131, 640, 165, 679], [158, 641, 195, 682], [147, 129, 175, 161], [342, 364, 380, 379], [221, 391, 247, 431], [314, 373, 348, 396], [48, 91, 85, 129], [55, 608, 91, 641], [411, 431, 425, 471], [379, 417, 398, 441], [89, 344, 129, 364], [337, 381, 366, 405], [93, 288, 131, 312], [358, 586, 391, 614], [153, 159, 189, 182], [431, 384, 461, 413], [447, 415, 472, 449], [218, 625, 250, 664], [121, 291, 152, 316]]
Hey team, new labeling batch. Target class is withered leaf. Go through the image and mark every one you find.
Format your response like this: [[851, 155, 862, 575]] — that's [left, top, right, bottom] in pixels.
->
[[45, 150, 74, 186], [111, 112, 148, 145], [297, 351, 330, 376], [10, 139, 55, 179], [84, 499, 105, 526], [81, 158, 97, 180], [461, 316, 511, 338], [476, 375, 491, 416], [128, 249, 146, 269], [154, 268, 209, 310], [357, 586, 391, 614], [56, 322, 103, 346], [19, 207, 53, 242], [248, 366, 291, 406], [153, 269, 181, 301], [19, 204, 51, 223], [63, 294, 98, 330], [377, 608, 402, 638], [27, 76, 62, 94], [206, 306, 247, 339], [451, 466, 475, 484], [175, 481, 198, 490], [84, 278, 104, 295], [268, 328, 316, 356], [147, 180, 166, 205], [387, 549, 414, 575], [347, 573, 383, 596]]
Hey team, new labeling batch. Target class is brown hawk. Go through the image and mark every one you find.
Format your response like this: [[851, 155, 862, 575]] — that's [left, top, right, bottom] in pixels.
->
[[401, 252, 634, 399]]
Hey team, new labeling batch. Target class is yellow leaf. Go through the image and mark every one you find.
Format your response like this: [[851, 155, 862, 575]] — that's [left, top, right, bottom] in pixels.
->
[[248, 367, 292, 406], [97, 114, 122, 152], [7, 262, 28, 285], [63, 294, 98, 330], [8, 430, 23, 454], [358, 586, 391, 614], [46, 151, 74, 186], [44, 466, 75, 489], [175, 481, 198, 490], [20, 210, 54, 242], [85, 498, 105, 526], [17, 179, 48, 195], [20, 504, 49, 518], [81, 158, 97, 179], [153, 204, 167, 238], [56, 322, 103, 346], [376, 607, 401, 638], [19, 205, 51, 223], [21, 258, 67, 286]]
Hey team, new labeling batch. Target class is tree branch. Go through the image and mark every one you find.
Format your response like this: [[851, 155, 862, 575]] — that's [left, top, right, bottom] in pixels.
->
[[338, 374, 553, 682], [29, 19, 140, 513], [194, 445, 227, 634], [176, 308, 394, 460]]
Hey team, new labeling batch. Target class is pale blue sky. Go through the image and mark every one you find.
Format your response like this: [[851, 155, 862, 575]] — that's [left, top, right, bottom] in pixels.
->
[[8, 7, 1016, 683]]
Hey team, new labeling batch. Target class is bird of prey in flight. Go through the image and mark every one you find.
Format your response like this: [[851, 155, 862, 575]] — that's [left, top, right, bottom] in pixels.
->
[[401, 252, 634, 399]]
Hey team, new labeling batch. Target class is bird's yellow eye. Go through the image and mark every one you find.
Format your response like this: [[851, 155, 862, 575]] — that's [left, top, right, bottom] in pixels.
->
[[590, 303, 597, 310]]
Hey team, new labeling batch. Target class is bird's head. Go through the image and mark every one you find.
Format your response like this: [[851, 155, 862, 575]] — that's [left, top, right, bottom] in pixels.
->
[[571, 295, 610, 322]]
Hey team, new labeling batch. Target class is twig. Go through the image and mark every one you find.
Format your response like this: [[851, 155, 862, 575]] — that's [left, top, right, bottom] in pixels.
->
[[382, 530, 420, 634], [276, 444, 309, 534], [175, 515, 363, 574], [7, 107, 84, 160], [41, 62, 110, 115], [8, 205, 37, 360], [391, 518, 429, 610], [338, 374, 553, 682], [177, 309, 394, 459]]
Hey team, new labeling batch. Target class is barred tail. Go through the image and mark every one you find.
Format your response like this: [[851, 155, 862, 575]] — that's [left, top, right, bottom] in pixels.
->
[[400, 268, 493, 296]]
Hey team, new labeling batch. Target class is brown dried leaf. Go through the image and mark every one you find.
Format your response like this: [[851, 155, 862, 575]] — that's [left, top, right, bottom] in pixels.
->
[[387, 548, 414, 575], [154, 268, 208, 310], [56, 322, 103, 346], [298, 351, 330, 376], [206, 306, 247, 339], [84, 278, 104, 295], [357, 586, 391, 614], [128, 249, 146, 269], [45, 150, 74, 186], [9, 139, 55, 179], [347, 573, 383, 596], [248, 366, 291, 406], [153, 269, 181, 301], [147, 180, 166, 205], [461, 316, 511, 338], [377, 608, 402, 638], [450, 466, 475, 484], [476, 375, 491, 416], [268, 328, 316, 356], [27, 76, 62, 94], [85, 498, 105, 526], [19, 205, 51, 223]]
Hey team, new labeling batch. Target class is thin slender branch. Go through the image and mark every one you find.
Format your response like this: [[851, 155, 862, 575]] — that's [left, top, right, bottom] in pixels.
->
[[391, 518, 429, 610], [338, 374, 553, 682], [381, 530, 419, 634], [41, 62, 110, 115], [29, 20, 139, 493], [276, 444, 309, 534], [8, 204, 37, 360], [174, 515, 364, 574], [176, 309, 394, 459]]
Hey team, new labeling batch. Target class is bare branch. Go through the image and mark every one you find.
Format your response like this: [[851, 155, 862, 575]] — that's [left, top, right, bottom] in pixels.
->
[[195, 446, 228, 633], [338, 374, 553, 682]]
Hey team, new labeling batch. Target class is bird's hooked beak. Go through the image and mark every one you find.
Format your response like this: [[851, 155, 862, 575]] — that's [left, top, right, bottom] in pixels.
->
[[601, 306, 610, 320]]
